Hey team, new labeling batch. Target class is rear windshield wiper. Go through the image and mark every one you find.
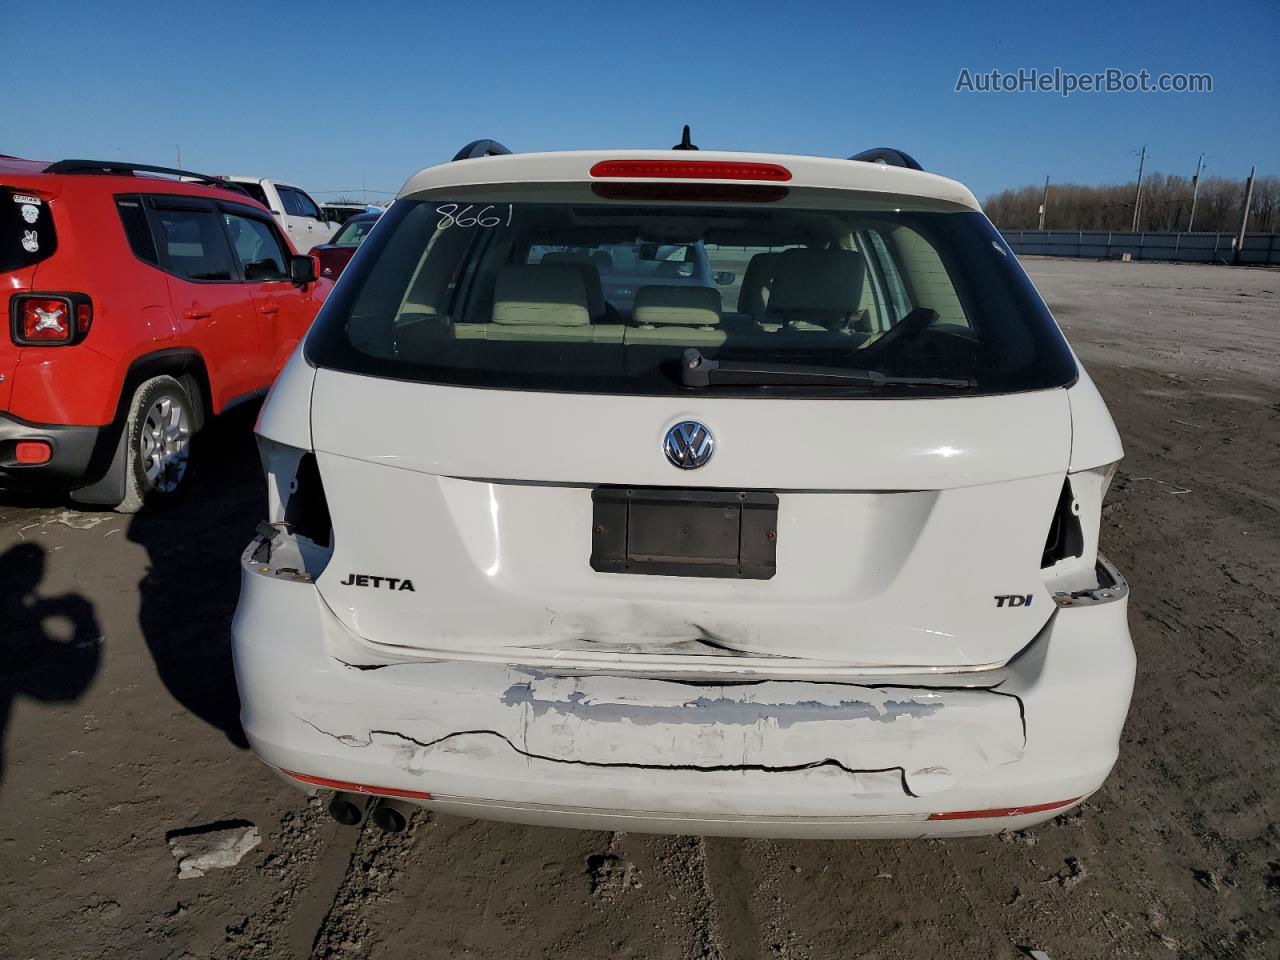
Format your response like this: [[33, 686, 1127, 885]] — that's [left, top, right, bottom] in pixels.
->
[[680, 349, 975, 390]]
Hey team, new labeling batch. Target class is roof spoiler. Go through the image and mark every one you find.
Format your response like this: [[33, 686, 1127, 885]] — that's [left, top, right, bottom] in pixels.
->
[[848, 148, 923, 171], [451, 140, 512, 162], [443, 140, 922, 170], [43, 159, 247, 192]]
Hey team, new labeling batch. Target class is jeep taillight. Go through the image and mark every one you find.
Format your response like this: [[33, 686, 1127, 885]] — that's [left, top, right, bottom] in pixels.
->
[[11, 294, 91, 345]]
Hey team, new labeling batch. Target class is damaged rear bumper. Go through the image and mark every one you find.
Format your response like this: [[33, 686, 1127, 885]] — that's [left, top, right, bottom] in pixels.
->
[[232, 551, 1135, 839]]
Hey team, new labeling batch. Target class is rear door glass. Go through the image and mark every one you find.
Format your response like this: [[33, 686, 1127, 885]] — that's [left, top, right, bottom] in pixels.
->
[[292, 190, 323, 219], [279, 187, 321, 218], [152, 204, 235, 281], [277, 187, 304, 216]]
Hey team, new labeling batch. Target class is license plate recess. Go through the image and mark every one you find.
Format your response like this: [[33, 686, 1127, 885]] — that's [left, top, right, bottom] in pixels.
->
[[590, 487, 777, 580]]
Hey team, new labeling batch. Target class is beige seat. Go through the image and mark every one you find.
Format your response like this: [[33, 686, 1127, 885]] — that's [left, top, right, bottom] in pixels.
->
[[766, 249, 866, 333], [623, 285, 726, 346], [539, 252, 608, 321], [454, 264, 624, 343]]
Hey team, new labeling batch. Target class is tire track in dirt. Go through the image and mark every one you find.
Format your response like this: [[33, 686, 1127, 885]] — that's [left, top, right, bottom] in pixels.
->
[[309, 813, 421, 958]]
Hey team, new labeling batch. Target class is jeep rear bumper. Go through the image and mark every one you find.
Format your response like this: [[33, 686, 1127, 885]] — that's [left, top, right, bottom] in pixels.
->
[[232, 549, 1136, 839], [0, 413, 108, 491]]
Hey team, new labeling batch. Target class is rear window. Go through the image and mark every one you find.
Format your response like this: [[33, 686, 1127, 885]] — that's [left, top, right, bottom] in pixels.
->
[[306, 189, 1077, 398], [1, 188, 57, 272], [332, 216, 378, 247]]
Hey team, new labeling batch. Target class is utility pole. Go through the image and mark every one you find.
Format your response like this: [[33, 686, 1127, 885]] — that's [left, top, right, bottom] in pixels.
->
[[1131, 145, 1146, 231], [362, 173, 367, 205], [1038, 175, 1049, 230], [1233, 166, 1256, 265], [1187, 153, 1204, 232], [176, 144, 182, 168]]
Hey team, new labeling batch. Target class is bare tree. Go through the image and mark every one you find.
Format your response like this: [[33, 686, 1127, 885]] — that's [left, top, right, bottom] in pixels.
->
[[985, 173, 1279, 233]]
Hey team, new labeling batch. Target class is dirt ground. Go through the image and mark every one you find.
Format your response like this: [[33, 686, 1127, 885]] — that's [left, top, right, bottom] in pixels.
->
[[1, 258, 1277, 960]]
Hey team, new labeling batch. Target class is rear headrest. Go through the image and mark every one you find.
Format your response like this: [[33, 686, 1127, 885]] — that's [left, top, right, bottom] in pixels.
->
[[737, 251, 779, 316], [539, 253, 606, 319], [633, 285, 722, 327], [768, 249, 865, 315], [492, 264, 590, 327]]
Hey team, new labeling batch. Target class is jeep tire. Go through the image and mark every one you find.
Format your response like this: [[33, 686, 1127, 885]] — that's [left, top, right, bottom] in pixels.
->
[[114, 375, 195, 514]]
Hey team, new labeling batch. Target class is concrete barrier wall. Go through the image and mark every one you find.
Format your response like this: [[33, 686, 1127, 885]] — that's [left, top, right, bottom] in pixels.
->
[[1001, 230, 1280, 266]]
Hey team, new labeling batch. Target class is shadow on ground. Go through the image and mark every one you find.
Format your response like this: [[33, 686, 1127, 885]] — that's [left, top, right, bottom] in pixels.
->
[[0, 542, 102, 784], [127, 402, 266, 751]]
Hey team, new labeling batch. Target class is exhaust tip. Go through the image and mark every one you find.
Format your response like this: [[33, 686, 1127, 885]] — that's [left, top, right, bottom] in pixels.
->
[[370, 803, 409, 833], [328, 794, 366, 826]]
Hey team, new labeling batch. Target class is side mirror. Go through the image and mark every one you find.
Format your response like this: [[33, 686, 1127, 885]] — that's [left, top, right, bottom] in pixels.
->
[[714, 271, 736, 286], [290, 254, 318, 285]]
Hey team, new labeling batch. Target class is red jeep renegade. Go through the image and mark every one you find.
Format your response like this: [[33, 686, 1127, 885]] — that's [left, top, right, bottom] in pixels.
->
[[1, 157, 330, 511]]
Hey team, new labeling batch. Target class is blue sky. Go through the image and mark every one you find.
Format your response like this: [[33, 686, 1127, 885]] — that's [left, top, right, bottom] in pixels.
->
[[3, 0, 1276, 202]]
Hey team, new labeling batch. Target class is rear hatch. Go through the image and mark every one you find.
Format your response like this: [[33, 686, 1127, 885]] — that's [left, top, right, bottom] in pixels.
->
[[302, 170, 1079, 670], [311, 377, 1068, 668]]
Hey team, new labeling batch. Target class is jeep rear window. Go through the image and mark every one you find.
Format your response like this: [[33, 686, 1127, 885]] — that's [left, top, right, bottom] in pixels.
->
[[306, 189, 1077, 398], [1, 188, 57, 272]]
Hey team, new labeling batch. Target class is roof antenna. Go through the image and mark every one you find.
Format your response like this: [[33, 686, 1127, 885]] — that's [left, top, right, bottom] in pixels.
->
[[672, 125, 698, 151]]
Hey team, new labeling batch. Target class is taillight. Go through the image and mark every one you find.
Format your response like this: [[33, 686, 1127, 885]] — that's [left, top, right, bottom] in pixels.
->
[[11, 294, 91, 346], [589, 159, 793, 181]]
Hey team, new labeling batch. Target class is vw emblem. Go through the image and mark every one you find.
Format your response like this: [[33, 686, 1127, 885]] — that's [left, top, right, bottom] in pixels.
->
[[664, 421, 714, 470]]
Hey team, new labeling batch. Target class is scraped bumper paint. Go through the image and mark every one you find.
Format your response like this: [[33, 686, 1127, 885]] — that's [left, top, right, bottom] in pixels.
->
[[232, 549, 1134, 839]]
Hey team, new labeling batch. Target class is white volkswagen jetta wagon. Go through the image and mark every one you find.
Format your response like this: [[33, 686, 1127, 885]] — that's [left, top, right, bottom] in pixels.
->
[[232, 140, 1135, 838]]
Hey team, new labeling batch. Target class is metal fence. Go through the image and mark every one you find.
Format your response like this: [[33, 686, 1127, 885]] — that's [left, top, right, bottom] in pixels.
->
[[1000, 230, 1280, 266]]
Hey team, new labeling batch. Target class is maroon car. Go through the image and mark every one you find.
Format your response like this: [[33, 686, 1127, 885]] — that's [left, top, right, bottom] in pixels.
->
[[311, 211, 380, 279]]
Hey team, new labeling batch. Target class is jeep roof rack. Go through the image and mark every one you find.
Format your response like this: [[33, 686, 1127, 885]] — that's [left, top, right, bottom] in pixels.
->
[[451, 140, 512, 162], [43, 159, 245, 190], [848, 148, 923, 171]]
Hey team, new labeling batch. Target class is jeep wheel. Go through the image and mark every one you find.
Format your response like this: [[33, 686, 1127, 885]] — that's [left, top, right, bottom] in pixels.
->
[[114, 375, 194, 513]]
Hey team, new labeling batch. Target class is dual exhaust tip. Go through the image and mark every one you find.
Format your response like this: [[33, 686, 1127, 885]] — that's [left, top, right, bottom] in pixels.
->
[[328, 793, 416, 833]]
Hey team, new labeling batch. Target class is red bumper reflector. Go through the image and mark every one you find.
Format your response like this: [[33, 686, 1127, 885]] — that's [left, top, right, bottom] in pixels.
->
[[927, 797, 1080, 821], [589, 159, 792, 182], [14, 441, 53, 465], [281, 769, 432, 800]]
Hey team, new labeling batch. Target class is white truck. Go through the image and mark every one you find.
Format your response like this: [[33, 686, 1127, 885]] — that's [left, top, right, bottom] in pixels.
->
[[226, 177, 339, 253]]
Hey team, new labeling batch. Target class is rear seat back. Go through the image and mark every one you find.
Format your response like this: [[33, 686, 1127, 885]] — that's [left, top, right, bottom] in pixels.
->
[[538, 252, 608, 321], [624, 285, 726, 346], [455, 264, 622, 342], [767, 249, 866, 332]]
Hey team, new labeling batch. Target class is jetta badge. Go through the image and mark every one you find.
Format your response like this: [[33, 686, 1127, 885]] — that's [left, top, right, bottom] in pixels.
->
[[664, 420, 714, 469]]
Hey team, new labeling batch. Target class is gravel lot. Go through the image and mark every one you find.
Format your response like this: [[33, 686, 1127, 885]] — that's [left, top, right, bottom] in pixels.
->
[[1, 258, 1277, 960]]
